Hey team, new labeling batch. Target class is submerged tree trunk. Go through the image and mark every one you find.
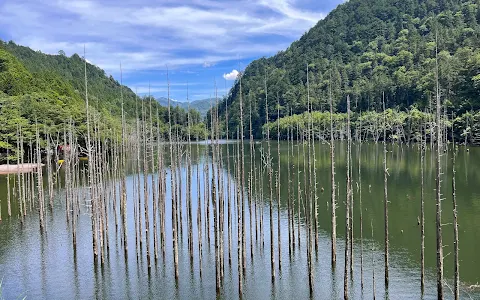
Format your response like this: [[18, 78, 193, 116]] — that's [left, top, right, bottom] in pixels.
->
[[329, 79, 337, 269], [372, 220, 376, 300], [167, 71, 179, 282], [344, 96, 352, 300], [249, 93, 255, 262], [435, 34, 444, 300], [226, 91, 232, 267], [84, 47, 98, 262], [420, 123, 426, 294], [277, 94, 282, 273], [383, 93, 389, 289], [265, 70, 275, 282], [358, 117, 364, 291], [452, 124, 459, 300]]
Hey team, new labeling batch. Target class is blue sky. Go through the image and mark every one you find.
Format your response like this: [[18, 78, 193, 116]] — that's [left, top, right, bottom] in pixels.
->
[[0, 0, 345, 101]]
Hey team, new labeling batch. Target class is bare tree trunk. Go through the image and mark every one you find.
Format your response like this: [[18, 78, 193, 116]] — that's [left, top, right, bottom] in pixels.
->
[[239, 79, 247, 278], [204, 136, 211, 250], [134, 165, 139, 261], [84, 47, 98, 262], [23, 135, 28, 217], [435, 32, 444, 300], [358, 117, 364, 291], [297, 124, 301, 250], [135, 93, 143, 260], [46, 131, 54, 211], [313, 115, 319, 257], [349, 105, 354, 277], [329, 79, 337, 269], [287, 112, 292, 259], [265, 71, 275, 282], [290, 111, 295, 252], [36, 120, 45, 232], [420, 122, 426, 293], [276, 94, 282, 273], [212, 174, 220, 295], [372, 220, 376, 300], [251, 103, 259, 250], [196, 132, 203, 279], [226, 95, 232, 267], [142, 95, 151, 270], [344, 96, 352, 300], [306, 66, 314, 293], [16, 126, 21, 221], [176, 125, 183, 242], [120, 64, 128, 260], [383, 93, 389, 289], [215, 92, 225, 283], [187, 89, 194, 266], [167, 70, 179, 281], [148, 95, 158, 265], [249, 94, 255, 261], [451, 119, 459, 300], [236, 130, 243, 296], [259, 145, 265, 251], [5, 148, 11, 220]]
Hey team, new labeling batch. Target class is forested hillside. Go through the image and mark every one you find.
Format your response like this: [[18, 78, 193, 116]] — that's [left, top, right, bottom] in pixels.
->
[[0, 41, 206, 159], [219, 0, 480, 142]]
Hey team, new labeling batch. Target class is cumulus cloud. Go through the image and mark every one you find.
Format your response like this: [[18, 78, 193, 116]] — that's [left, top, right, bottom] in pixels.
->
[[223, 69, 239, 80]]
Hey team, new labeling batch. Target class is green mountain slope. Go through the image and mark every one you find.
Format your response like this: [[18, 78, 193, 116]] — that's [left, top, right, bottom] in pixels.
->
[[0, 41, 205, 159], [3, 41, 153, 120], [0, 45, 86, 145], [219, 0, 480, 139]]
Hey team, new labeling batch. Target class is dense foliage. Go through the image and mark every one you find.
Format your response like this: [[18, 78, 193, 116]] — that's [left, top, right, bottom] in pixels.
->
[[218, 0, 480, 143], [0, 41, 206, 160]]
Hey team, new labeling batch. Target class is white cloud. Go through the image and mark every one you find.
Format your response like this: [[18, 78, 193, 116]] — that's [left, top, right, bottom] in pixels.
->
[[203, 61, 214, 68], [0, 0, 339, 74], [0, 0, 344, 99], [223, 69, 239, 81], [259, 0, 325, 22]]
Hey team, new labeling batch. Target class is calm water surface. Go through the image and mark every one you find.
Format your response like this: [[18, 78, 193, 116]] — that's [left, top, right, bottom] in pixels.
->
[[0, 141, 479, 299]]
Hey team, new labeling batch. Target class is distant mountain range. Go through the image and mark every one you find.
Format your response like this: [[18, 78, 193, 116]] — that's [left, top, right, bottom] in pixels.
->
[[156, 97, 217, 117]]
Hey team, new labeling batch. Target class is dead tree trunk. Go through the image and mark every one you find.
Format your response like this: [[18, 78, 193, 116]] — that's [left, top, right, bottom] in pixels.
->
[[451, 121, 459, 300], [329, 77, 337, 269], [435, 33, 444, 299], [383, 93, 389, 289]]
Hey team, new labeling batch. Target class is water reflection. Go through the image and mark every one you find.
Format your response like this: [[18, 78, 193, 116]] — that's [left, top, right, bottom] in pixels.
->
[[0, 142, 478, 299]]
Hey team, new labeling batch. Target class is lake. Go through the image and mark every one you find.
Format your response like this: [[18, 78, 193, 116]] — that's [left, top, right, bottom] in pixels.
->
[[0, 141, 479, 299]]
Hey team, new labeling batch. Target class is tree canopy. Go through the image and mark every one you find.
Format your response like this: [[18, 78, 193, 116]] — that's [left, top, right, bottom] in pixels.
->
[[0, 41, 206, 160], [218, 0, 480, 140]]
